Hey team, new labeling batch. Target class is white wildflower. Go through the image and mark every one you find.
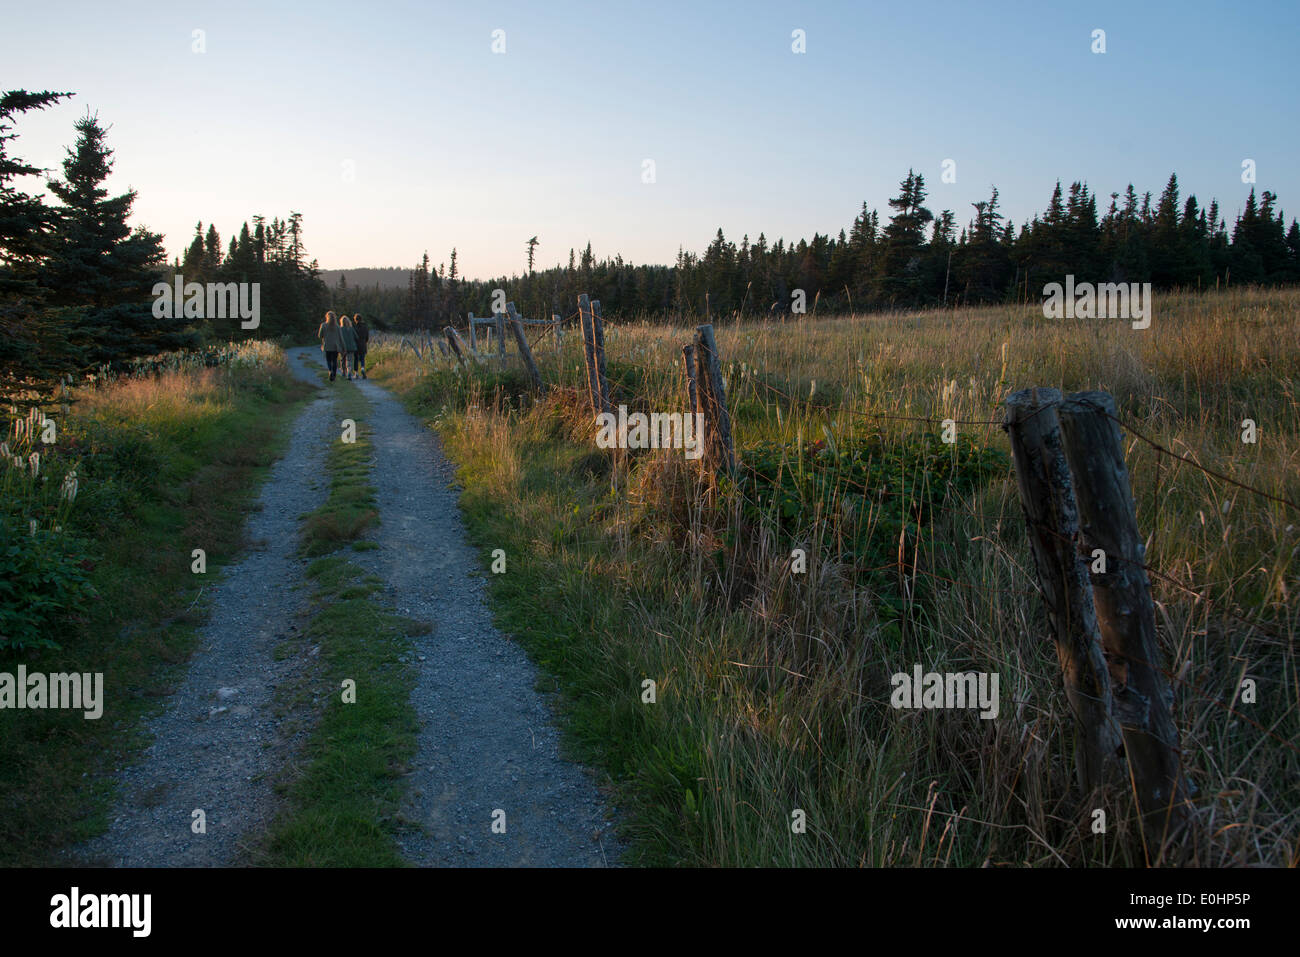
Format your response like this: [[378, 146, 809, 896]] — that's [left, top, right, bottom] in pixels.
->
[[61, 469, 79, 502]]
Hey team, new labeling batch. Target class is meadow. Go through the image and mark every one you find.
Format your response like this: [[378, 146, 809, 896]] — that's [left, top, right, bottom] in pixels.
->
[[369, 285, 1298, 867]]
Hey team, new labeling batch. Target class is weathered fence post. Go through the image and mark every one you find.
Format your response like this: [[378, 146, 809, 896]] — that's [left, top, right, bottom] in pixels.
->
[[467, 312, 478, 353], [591, 300, 612, 413], [443, 326, 469, 368], [578, 295, 599, 414], [495, 310, 507, 368], [577, 294, 610, 416], [682, 344, 698, 415], [693, 323, 735, 475], [1004, 388, 1121, 794], [1057, 391, 1191, 845], [506, 302, 545, 394], [553, 313, 563, 355]]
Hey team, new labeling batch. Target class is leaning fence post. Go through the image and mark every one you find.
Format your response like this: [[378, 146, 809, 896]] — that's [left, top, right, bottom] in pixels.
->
[[578, 294, 610, 415], [591, 300, 612, 414], [1057, 390, 1191, 845], [578, 295, 600, 415], [693, 323, 735, 475], [682, 344, 698, 416], [506, 302, 545, 394], [443, 326, 469, 368], [1004, 388, 1121, 795]]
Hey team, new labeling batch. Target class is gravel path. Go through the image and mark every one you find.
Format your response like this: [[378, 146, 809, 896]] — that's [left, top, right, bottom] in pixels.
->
[[71, 347, 333, 867], [350, 361, 621, 867], [71, 345, 620, 867]]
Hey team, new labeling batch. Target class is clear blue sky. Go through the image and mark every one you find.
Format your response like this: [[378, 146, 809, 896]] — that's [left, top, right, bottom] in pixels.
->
[[3, 0, 1296, 280]]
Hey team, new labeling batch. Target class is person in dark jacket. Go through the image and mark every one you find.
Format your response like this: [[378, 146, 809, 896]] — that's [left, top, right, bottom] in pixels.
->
[[318, 311, 343, 381], [353, 314, 370, 379], [339, 315, 359, 380]]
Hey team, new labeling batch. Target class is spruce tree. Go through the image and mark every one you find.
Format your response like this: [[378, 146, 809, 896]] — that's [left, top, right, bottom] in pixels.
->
[[875, 170, 933, 303], [0, 89, 78, 407], [44, 112, 192, 366]]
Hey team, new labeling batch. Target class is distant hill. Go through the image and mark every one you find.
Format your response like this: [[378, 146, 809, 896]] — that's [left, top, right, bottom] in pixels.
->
[[318, 267, 409, 290]]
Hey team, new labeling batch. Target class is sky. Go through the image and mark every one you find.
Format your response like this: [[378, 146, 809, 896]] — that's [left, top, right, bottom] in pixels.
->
[[3, 0, 1297, 281]]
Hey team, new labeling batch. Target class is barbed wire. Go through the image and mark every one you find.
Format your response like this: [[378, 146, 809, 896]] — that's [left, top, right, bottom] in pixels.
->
[[1103, 407, 1300, 512], [398, 317, 1294, 651]]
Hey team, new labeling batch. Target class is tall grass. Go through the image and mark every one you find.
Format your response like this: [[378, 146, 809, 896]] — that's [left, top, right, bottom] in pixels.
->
[[0, 341, 313, 864], [369, 286, 1298, 867]]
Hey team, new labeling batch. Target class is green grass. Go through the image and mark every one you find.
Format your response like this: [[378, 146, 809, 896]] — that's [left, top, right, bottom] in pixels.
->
[[299, 387, 379, 557], [0, 349, 314, 865], [259, 380, 424, 866]]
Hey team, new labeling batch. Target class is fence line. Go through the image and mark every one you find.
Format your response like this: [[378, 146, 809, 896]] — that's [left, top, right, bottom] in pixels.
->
[[390, 294, 1291, 834]]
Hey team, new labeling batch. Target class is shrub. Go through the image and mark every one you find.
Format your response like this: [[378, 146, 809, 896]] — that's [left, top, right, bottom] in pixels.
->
[[0, 516, 96, 652]]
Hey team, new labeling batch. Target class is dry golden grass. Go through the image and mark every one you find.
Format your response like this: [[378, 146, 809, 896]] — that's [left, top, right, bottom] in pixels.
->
[[371, 286, 1298, 867]]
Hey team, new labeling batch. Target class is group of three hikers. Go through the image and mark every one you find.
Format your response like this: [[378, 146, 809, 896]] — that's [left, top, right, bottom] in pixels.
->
[[317, 311, 369, 381]]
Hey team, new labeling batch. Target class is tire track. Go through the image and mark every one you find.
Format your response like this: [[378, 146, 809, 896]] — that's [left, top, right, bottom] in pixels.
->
[[69, 349, 332, 867], [350, 369, 621, 867]]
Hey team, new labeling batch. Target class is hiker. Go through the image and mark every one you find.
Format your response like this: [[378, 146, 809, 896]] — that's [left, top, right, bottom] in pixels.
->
[[318, 311, 343, 381], [339, 314, 359, 380], [353, 314, 370, 379]]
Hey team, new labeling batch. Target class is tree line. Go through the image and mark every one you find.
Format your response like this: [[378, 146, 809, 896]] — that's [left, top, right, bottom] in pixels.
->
[[6, 83, 1298, 410], [1, 88, 326, 408], [369, 169, 1299, 330]]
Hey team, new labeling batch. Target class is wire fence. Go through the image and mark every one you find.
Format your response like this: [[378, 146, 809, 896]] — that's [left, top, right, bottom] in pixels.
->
[[391, 307, 1295, 760]]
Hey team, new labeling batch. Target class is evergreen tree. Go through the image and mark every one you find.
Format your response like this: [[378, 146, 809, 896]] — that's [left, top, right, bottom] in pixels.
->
[[959, 186, 1010, 301], [181, 222, 206, 280], [0, 89, 79, 406], [875, 169, 932, 303], [204, 222, 222, 271], [44, 112, 192, 367]]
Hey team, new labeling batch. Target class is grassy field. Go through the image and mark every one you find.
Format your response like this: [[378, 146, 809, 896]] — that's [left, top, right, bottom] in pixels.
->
[[369, 286, 1298, 867], [0, 343, 313, 865]]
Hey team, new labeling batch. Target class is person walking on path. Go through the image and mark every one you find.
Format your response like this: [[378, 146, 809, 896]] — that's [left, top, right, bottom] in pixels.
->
[[318, 311, 343, 381], [339, 315, 359, 380], [353, 314, 370, 379]]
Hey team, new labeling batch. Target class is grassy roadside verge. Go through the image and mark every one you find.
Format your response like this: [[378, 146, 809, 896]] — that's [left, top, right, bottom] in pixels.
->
[[0, 348, 314, 866], [258, 378, 424, 867], [367, 360, 727, 866], [366, 287, 1298, 868]]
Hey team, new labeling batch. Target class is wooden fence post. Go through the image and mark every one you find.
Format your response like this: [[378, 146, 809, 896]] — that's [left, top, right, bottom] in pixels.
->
[[1004, 388, 1121, 794], [577, 294, 609, 416], [682, 344, 698, 415], [467, 312, 478, 353], [1057, 391, 1191, 845], [591, 300, 612, 414], [506, 303, 545, 394], [578, 295, 599, 414], [495, 310, 507, 368], [443, 326, 469, 368], [693, 323, 735, 475], [553, 313, 563, 355]]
